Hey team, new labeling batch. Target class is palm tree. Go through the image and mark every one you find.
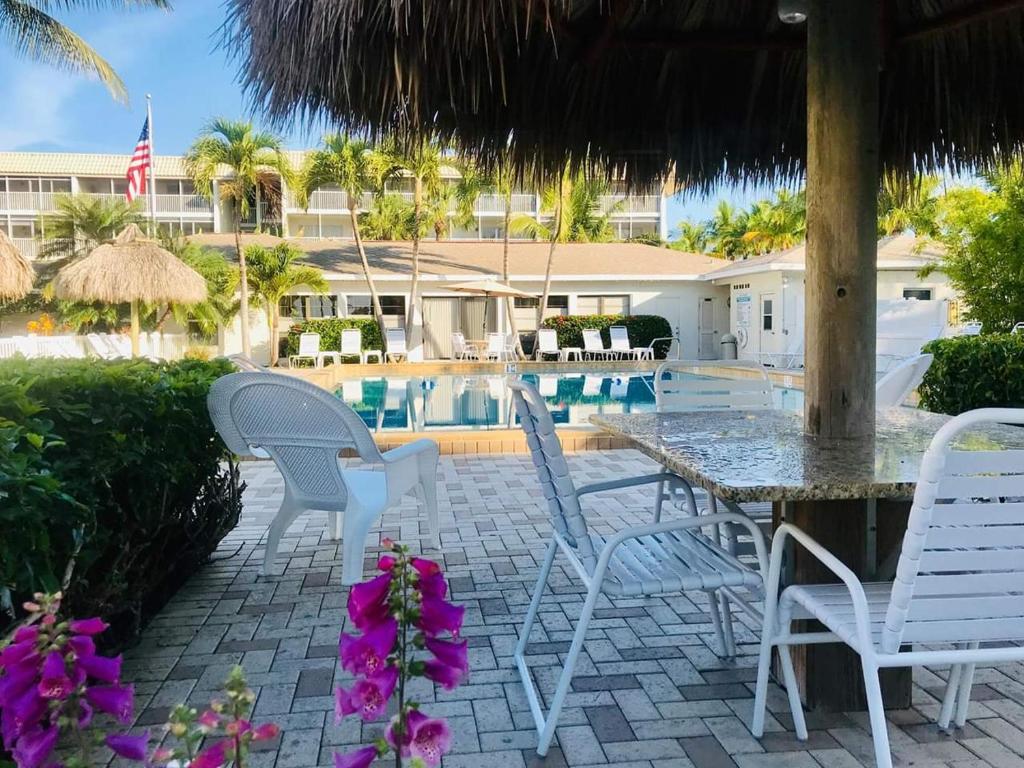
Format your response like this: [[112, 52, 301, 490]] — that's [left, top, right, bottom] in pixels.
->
[[707, 201, 749, 258], [151, 235, 240, 338], [1, 0, 167, 102], [244, 243, 328, 366], [185, 118, 293, 357], [670, 220, 712, 252], [37, 193, 145, 260], [878, 173, 940, 237], [360, 194, 416, 240], [740, 189, 806, 254], [300, 135, 386, 332]]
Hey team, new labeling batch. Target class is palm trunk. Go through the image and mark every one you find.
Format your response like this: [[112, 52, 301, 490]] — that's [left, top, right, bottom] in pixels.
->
[[235, 218, 252, 358], [537, 180, 563, 333], [268, 302, 279, 366], [503, 190, 525, 360], [351, 207, 385, 334], [407, 177, 422, 338]]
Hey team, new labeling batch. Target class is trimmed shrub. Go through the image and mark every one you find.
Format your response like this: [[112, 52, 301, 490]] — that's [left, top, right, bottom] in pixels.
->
[[918, 335, 1024, 415], [284, 317, 384, 359], [541, 314, 673, 358], [0, 358, 242, 647]]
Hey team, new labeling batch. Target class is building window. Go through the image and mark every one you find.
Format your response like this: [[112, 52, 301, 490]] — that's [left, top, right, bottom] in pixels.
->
[[279, 295, 338, 320], [902, 288, 932, 301], [762, 299, 774, 331], [514, 295, 569, 309], [576, 295, 630, 315], [347, 295, 406, 316]]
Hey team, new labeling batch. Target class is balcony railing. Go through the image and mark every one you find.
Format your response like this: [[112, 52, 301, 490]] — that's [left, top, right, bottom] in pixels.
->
[[0, 191, 60, 213], [597, 195, 661, 215], [79, 193, 213, 217], [11, 238, 38, 260], [240, 202, 281, 227]]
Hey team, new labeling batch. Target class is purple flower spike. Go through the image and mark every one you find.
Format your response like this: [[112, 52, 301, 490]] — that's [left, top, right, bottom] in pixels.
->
[[9, 685, 46, 739], [418, 573, 448, 600], [334, 745, 378, 768], [347, 573, 392, 630], [11, 626, 39, 644], [78, 653, 122, 683], [11, 724, 59, 768], [0, 639, 39, 668], [85, 683, 134, 724], [67, 635, 96, 659], [0, 660, 39, 701], [339, 618, 398, 676], [423, 659, 467, 690], [335, 665, 398, 722], [69, 617, 108, 636], [407, 710, 453, 767], [105, 731, 149, 761], [417, 596, 465, 638]]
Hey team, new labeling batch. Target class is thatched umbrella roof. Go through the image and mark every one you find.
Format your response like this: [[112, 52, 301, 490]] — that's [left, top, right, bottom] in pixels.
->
[[228, 0, 1024, 187], [52, 224, 206, 305], [0, 229, 34, 301]]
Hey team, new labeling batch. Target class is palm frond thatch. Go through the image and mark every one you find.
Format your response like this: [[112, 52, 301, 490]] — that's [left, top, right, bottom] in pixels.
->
[[227, 0, 1024, 188], [52, 224, 206, 305], [0, 229, 34, 300]]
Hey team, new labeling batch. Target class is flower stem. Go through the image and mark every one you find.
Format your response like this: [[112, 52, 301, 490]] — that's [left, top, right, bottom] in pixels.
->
[[395, 556, 409, 768]]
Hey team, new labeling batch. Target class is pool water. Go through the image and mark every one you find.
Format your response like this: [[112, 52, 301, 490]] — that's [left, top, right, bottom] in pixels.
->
[[334, 372, 804, 433]]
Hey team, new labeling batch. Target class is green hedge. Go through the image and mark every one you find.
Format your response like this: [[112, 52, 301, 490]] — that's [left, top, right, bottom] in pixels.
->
[[918, 335, 1024, 415], [0, 358, 242, 647], [541, 314, 673, 358], [283, 318, 384, 360]]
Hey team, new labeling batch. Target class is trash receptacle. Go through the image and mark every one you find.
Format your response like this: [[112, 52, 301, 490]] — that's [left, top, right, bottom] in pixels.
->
[[720, 333, 738, 360]]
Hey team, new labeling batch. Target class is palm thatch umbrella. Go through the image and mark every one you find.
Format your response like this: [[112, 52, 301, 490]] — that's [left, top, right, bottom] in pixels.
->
[[0, 229, 34, 301], [52, 224, 207, 356]]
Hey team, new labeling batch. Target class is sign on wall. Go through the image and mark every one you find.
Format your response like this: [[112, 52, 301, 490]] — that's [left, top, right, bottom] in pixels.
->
[[736, 294, 752, 327]]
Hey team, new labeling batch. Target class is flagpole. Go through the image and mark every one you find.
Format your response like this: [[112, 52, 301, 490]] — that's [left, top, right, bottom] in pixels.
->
[[146, 94, 157, 236]]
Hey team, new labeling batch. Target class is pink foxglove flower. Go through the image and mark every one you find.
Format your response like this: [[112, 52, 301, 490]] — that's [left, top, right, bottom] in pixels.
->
[[377, 554, 397, 570], [105, 730, 150, 760], [10, 724, 59, 768], [406, 710, 452, 767], [347, 572, 392, 630], [67, 634, 96, 659], [335, 665, 399, 721], [37, 651, 73, 700], [425, 637, 468, 673], [417, 596, 465, 637], [85, 683, 134, 723], [190, 738, 229, 768], [411, 557, 441, 576], [77, 652, 121, 683], [423, 659, 466, 690], [198, 708, 221, 729], [339, 618, 398, 676], [334, 745, 378, 768], [68, 617, 108, 635], [252, 722, 280, 741], [0, 661, 38, 701]]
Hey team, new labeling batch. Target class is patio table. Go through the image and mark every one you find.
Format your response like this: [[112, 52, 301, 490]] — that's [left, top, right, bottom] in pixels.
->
[[590, 407, 1024, 712]]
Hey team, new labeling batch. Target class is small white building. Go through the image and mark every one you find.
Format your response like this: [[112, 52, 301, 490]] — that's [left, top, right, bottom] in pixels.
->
[[704, 234, 955, 366]]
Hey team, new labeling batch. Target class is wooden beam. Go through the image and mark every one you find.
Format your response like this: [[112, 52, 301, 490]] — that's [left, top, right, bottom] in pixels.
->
[[804, 0, 879, 438]]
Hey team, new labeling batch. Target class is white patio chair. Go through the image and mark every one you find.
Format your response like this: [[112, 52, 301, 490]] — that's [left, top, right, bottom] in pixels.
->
[[229, 354, 265, 372], [289, 332, 321, 368], [207, 372, 440, 585], [452, 332, 478, 360], [503, 333, 518, 361], [481, 332, 508, 361], [1013, 322, 1024, 335], [508, 380, 768, 757], [385, 328, 408, 362], [334, 328, 365, 364], [875, 353, 933, 408], [609, 326, 650, 360], [582, 328, 614, 360], [534, 328, 561, 361], [960, 321, 983, 336], [752, 407, 1024, 768]]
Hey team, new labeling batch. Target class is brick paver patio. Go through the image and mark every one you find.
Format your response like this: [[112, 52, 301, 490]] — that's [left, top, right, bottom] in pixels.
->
[[122, 451, 1024, 768]]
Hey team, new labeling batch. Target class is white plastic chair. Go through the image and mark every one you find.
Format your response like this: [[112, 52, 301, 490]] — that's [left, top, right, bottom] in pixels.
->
[[330, 328, 367, 364], [875, 353, 934, 408], [229, 354, 266, 372], [208, 372, 440, 584], [960, 321, 983, 336], [1012, 322, 1024, 335], [509, 380, 768, 757], [534, 328, 561, 361], [482, 332, 508, 361], [609, 326, 650, 360], [385, 328, 408, 362], [752, 407, 1024, 768], [452, 332, 478, 360], [289, 332, 321, 368], [582, 328, 613, 360]]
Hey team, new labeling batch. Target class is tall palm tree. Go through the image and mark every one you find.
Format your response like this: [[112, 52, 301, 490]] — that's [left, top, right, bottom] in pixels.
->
[[299, 135, 386, 332], [37, 193, 145, 260], [707, 201, 748, 258], [244, 243, 328, 366], [739, 189, 806, 254], [671, 220, 712, 252], [360, 195, 416, 240], [185, 119, 293, 357], [1, 0, 167, 102], [878, 173, 940, 237]]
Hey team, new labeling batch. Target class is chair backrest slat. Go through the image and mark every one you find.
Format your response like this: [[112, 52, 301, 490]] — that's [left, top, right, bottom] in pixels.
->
[[298, 332, 320, 356], [537, 328, 559, 353], [882, 407, 1024, 653], [508, 379, 597, 572], [609, 326, 631, 353], [486, 333, 503, 354], [341, 328, 361, 355], [654, 360, 774, 412], [386, 328, 407, 354]]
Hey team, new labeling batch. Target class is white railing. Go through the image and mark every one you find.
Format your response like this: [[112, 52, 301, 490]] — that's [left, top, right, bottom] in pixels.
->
[[79, 192, 213, 216], [240, 201, 280, 226], [298, 189, 351, 211], [598, 194, 661, 215], [10, 238, 38, 260], [0, 191, 60, 212], [0, 333, 198, 360]]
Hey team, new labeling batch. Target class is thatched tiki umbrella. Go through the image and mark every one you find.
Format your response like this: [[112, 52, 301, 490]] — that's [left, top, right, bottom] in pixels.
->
[[53, 224, 206, 356], [229, 0, 1024, 439], [0, 228, 34, 301]]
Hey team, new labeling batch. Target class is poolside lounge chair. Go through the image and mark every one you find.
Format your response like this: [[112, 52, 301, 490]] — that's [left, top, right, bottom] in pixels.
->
[[534, 328, 561, 361], [875, 353, 933, 408], [452, 332, 479, 360], [582, 328, 614, 360], [960, 320, 983, 336], [337, 328, 371, 364], [751, 407, 1024, 768], [481, 333, 510, 361], [289, 332, 321, 368], [537, 375, 559, 398], [609, 326, 651, 361], [385, 328, 408, 362], [207, 372, 440, 585], [508, 379, 767, 757]]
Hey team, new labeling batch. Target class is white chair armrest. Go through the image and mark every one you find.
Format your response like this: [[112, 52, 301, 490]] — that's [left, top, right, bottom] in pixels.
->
[[575, 472, 678, 497], [381, 438, 439, 465]]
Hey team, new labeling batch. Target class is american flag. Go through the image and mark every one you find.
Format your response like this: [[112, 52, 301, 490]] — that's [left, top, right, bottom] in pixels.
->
[[125, 117, 151, 203]]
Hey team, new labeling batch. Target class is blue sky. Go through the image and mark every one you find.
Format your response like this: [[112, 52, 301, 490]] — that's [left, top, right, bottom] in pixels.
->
[[0, 0, 785, 235]]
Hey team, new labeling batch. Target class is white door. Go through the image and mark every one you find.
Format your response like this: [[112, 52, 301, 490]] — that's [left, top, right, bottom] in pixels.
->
[[698, 297, 718, 359], [759, 293, 777, 361]]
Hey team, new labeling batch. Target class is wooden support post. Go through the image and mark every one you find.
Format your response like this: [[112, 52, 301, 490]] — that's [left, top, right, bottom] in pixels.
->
[[804, 0, 880, 438]]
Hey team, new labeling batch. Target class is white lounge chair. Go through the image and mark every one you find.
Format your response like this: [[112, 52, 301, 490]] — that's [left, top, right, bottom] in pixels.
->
[[228, 354, 265, 372], [289, 332, 321, 368], [537, 375, 559, 398], [960, 321, 983, 336], [452, 331, 478, 360], [481, 332, 509, 361], [752, 407, 1024, 768], [609, 326, 651, 361], [582, 328, 614, 360], [337, 328, 366, 364], [534, 328, 561, 361], [508, 380, 767, 757], [875, 353, 933, 408], [582, 374, 602, 397], [207, 372, 440, 585], [385, 328, 408, 363]]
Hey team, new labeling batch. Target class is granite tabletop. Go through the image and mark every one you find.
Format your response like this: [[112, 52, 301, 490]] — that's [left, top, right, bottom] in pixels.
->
[[590, 408, 1024, 503]]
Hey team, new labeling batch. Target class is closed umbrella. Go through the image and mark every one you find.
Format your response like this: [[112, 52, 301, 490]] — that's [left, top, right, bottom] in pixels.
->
[[52, 224, 207, 356], [445, 280, 536, 338], [0, 229, 34, 301]]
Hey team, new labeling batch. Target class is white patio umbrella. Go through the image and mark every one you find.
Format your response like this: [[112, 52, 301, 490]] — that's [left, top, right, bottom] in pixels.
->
[[444, 279, 536, 338]]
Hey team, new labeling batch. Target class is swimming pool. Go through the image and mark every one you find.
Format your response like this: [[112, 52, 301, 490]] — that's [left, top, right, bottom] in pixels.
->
[[334, 371, 804, 433]]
